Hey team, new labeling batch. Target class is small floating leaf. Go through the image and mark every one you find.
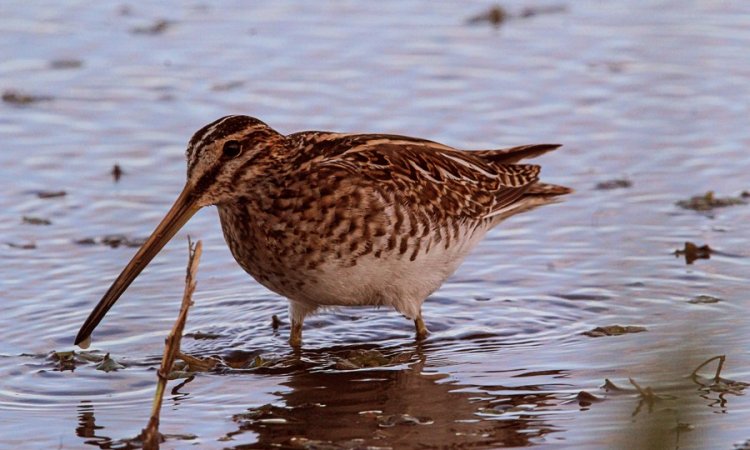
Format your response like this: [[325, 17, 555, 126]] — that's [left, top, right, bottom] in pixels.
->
[[22, 216, 51, 225], [688, 295, 721, 304], [130, 19, 170, 35], [2, 90, 53, 105], [36, 190, 66, 199], [584, 325, 646, 337], [335, 349, 391, 370], [95, 353, 125, 372], [595, 178, 632, 190], [76, 351, 104, 363], [50, 350, 77, 371]]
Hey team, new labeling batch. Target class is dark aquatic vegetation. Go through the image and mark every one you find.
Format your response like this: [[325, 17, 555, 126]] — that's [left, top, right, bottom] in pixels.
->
[[22, 216, 51, 225], [688, 295, 721, 304], [35, 190, 66, 199], [111, 164, 124, 182], [6, 241, 36, 249], [130, 19, 171, 35], [466, 5, 508, 27], [676, 191, 747, 211], [75, 234, 148, 248], [2, 90, 53, 105], [674, 241, 712, 264], [595, 178, 632, 190]]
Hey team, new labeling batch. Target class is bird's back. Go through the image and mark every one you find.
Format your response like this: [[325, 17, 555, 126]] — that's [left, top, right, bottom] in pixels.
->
[[285, 131, 570, 225]]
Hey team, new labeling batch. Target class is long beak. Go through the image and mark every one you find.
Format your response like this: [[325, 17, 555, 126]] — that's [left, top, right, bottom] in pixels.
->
[[74, 184, 201, 346]]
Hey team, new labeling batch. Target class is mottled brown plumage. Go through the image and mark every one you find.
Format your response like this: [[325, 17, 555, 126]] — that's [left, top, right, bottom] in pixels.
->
[[75, 115, 571, 348]]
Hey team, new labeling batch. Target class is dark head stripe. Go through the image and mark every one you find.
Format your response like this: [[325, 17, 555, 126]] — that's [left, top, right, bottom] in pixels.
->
[[186, 115, 271, 173]]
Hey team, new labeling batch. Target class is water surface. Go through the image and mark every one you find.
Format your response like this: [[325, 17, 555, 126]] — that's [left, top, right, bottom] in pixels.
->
[[1, 1, 749, 448]]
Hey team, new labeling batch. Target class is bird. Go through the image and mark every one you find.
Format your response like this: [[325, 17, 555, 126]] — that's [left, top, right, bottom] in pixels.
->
[[74, 115, 571, 348]]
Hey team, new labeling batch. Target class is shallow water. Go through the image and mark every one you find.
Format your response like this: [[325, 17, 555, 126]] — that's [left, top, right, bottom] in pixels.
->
[[2, 1, 750, 448]]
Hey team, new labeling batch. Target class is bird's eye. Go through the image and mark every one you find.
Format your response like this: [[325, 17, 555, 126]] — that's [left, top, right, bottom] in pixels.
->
[[222, 140, 242, 158]]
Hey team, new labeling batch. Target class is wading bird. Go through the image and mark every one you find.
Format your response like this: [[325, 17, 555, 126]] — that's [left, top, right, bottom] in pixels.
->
[[75, 115, 570, 348]]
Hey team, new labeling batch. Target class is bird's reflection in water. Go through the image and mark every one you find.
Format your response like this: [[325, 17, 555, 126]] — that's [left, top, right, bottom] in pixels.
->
[[72, 345, 564, 449], [222, 346, 558, 449]]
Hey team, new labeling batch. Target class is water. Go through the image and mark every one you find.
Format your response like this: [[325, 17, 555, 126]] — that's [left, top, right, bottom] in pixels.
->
[[2, 1, 750, 448]]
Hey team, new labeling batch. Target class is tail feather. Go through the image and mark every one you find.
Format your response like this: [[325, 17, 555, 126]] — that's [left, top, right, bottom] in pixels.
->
[[526, 182, 573, 196], [473, 143, 562, 164]]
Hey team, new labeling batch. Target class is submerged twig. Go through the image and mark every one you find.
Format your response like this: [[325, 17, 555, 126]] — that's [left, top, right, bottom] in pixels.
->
[[140, 238, 202, 449], [690, 355, 725, 382]]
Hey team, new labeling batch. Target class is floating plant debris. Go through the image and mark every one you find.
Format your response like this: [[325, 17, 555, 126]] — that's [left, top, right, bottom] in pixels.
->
[[130, 19, 170, 35], [168, 355, 214, 377], [7, 241, 36, 249], [95, 353, 125, 372], [676, 191, 746, 211], [36, 190, 66, 199], [184, 331, 222, 340], [22, 216, 51, 225], [584, 325, 646, 337], [595, 178, 632, 190], [690, 355, 749, 396], [75, 234, 147, 248], [50, 351, 77, 371], [674, 241, 711, 264], [49, 350, 112, 371], [111, 164, 123, 182], [466, 5, 507, 27], [688, 295, 721, 304], [467, 4, 566, 27], [211, 80, 244, 91], [2, 90, 53, 105]]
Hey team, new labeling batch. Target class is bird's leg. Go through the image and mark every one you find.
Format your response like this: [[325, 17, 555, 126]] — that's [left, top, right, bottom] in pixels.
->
[[289, 319, 303, 348], [414, 315, 429, 341], [288, 301, 313, 348]]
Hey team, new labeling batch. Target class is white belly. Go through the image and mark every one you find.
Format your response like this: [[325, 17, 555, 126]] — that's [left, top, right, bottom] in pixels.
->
[[287, 223, 491, 319]]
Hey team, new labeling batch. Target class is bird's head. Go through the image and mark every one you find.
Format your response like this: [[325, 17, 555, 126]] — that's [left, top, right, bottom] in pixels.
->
[[186, 115, 284, 207], [74, 115, 282, 347]]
